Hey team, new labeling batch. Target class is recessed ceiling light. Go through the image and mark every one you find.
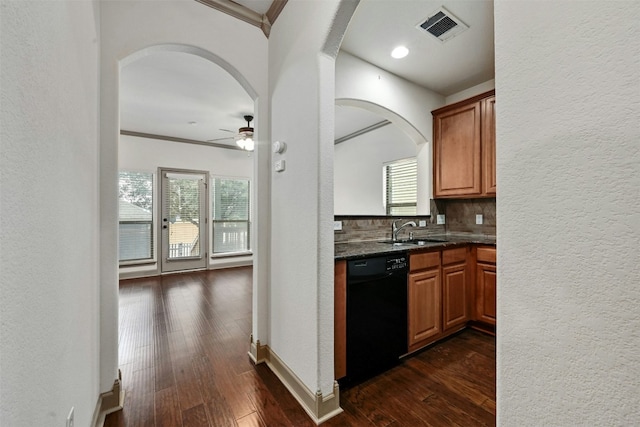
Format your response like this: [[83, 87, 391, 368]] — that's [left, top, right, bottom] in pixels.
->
[[391, 46, 409, 59]]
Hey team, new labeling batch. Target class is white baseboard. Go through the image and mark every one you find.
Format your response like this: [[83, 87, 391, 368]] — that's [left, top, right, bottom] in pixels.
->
[[248, 336, 343, 424], [91, 373, 125, 427]]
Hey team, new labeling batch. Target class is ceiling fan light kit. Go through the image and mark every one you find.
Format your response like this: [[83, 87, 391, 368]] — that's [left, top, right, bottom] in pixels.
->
[[235, 114, 254, 151]]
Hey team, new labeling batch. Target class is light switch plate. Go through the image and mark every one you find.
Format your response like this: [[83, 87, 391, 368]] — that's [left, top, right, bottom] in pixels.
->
[[418, 220, 427, 227], [333, 221, 343, 231], [437, 214, 446, 225], [476, 214, 483, 225]]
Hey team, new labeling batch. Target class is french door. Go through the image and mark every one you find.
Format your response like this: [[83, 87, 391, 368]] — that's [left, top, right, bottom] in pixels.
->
[[160, 169, 208, 273]]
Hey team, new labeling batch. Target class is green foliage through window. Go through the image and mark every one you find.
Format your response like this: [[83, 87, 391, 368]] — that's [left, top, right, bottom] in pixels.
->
[[211, 178, 250, 253], [119, 171, 154, 262]]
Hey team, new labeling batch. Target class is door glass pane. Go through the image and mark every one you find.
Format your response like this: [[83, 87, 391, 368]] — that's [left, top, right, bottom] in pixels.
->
[[166, 174, 203, 259]]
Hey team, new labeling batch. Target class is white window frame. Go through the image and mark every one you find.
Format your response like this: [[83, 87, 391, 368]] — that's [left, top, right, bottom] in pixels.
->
[[383, 157, 418, 216], [118, 170, 157, 266], [210, 175, 252, 257]]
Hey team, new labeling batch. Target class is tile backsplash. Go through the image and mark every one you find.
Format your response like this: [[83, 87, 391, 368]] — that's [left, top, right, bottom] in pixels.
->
[[443, 198, 496, 235], [335, 198, 496, 243]]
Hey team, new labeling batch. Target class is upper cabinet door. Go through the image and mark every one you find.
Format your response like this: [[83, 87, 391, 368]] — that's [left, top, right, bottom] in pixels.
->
[[482, 95, 497, 195], [433, 101, 482, 197], [432, 90, 496, 199]]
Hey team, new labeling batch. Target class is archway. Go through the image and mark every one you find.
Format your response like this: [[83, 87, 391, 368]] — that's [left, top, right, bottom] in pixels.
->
[[334, 98, 432, 216]]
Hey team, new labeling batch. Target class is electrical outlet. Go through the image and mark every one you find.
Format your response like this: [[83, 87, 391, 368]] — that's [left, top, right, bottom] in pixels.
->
[[476, 214, 483, 225], [333, 220, 343, 231], [418, 220, 427, 227], [66, 407, 74, 427], [437, 214, 446, 225]]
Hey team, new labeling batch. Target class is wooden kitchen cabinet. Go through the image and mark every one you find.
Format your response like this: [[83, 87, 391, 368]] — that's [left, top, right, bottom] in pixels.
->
[[334, 260, 346, 380], [408, 251, 441, 351], [475, 246, 497, 330], [432, 90, 496, 198], [482, 95, 497, 195], [408, 267, 441, 351], [442, 247, 470, 332]]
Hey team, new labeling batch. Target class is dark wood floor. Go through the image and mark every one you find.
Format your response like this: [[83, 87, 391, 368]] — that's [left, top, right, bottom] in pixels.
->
[[105, 267, 495, 427]]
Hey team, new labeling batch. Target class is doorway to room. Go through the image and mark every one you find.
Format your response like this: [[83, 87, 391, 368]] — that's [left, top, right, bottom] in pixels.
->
[[118, 46, 256, 278]]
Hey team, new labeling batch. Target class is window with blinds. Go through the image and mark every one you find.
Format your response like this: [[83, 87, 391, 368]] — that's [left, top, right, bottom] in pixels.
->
[[384, 158, 417, 216], [118, 171, 154, 262], [211, 177, 250, 254]]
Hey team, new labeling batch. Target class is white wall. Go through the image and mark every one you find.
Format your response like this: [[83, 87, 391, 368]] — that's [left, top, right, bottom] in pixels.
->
[[445, 79, 495, 105], [0, 1, 100, 426], [118, 134, 254, 275], [268, 0, 345, 397], [334, 124, 416, 215], [100, 0, 270, 391], [336, 51, 445, 212], [495, 1, 640, 425], [119, 136, 253, 176]]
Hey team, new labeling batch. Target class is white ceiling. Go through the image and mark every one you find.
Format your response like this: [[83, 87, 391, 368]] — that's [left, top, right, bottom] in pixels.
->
[[120, 51, 253, 147], [119, 0, 494, 147]]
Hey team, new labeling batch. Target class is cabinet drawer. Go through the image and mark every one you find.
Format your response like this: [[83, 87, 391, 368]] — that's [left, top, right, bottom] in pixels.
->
[[410, 251, 440, 272], [442, 247, 467, 265], [476, 246, 496, 264]]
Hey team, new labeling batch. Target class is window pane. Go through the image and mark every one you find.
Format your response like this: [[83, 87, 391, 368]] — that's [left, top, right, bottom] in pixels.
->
[[212, 221, 249, 253], [385, 158, 417, 215], [119, 171, 153, 262], [212, 178, 250, 253]]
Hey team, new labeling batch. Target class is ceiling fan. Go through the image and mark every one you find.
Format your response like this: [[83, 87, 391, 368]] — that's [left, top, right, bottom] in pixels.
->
[[208, 114, 254, 151]]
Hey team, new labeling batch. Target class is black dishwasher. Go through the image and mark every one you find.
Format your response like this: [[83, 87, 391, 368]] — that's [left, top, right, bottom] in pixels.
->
[[344, 253, 408, 386]]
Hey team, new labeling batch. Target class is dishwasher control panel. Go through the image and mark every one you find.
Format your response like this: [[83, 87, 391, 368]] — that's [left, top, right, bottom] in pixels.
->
[[348, 253, 408, 277], [386, 256, 407, 271]]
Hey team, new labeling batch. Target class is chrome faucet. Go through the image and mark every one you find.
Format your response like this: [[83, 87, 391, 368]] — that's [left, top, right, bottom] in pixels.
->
[[392, 219, 417, 242]]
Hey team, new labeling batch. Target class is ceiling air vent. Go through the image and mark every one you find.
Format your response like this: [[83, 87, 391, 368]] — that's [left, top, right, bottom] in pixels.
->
[[417, 7, 469, 43]]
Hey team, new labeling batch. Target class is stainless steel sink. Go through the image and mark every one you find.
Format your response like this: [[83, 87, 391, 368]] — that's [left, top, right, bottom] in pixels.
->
[[382, 238, 448, 246]]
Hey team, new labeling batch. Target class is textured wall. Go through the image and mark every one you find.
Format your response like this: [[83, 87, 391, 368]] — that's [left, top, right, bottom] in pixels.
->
[[0, 1, 100, 425], [269, 0, 344, 396], [495, 1, 640, 425]]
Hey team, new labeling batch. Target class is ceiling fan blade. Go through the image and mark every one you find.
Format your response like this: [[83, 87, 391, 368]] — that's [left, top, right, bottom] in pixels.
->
[[219, 128, 235, 133], [207, 136, 235, 142]]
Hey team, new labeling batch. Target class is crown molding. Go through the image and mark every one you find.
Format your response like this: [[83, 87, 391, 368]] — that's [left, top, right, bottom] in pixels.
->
[[120, 130, 244, 151], [195, 0, 288, 38]]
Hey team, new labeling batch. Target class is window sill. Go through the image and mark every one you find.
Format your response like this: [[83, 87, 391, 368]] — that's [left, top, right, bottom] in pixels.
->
[[210, 251, 252, 259], [119, 260, 157, 267]]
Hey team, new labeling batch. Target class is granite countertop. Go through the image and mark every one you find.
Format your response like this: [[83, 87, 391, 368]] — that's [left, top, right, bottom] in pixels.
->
[[334, 234, 496, 260]]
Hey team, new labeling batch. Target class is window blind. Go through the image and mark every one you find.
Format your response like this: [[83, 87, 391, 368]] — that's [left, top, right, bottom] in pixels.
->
[[384, 158, 417, 216], [211, 178, 250, 254], [118, 171, 154, 262]]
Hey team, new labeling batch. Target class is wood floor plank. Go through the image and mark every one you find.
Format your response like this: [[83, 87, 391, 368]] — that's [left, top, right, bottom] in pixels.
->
[[107, 268, 496, 427], [251, 364, 315, 427], [236, 412, 266, 427], [154, 387, 181, 427], [181, 404, 209, 427], [340, 381, 396, 426], [173, 356, 204, 410]]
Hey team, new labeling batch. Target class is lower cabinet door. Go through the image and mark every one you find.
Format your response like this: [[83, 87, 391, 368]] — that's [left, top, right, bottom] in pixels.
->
[[443, 262, 469, 331], [408, 268, 441, 349], [476, 263, 497, 325]]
